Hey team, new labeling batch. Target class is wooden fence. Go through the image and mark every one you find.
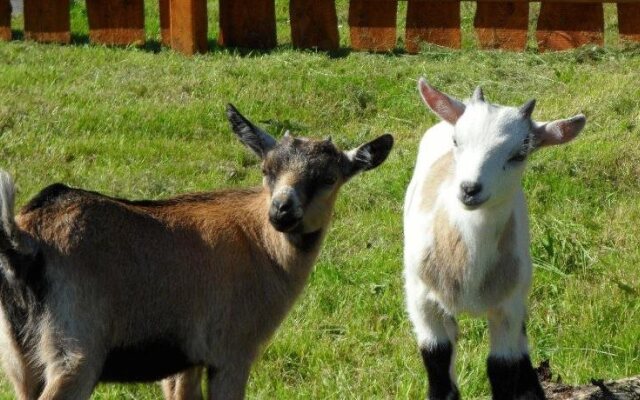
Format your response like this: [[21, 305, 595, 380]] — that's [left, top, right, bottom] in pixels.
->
[[1, 0, 639, 54]]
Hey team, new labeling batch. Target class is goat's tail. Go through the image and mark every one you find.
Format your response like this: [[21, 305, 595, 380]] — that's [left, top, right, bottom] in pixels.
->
[[0, 171, 37, 283], [0, 171, 18, 252]]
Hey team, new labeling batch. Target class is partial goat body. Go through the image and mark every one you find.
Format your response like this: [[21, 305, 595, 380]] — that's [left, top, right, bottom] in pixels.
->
[[0, 105, 393, 400], [404, 79, 585, 400]]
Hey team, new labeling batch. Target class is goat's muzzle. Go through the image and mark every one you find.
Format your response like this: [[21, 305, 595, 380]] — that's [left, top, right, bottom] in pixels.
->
[[269, 196, 302, 232], [458, 181, 488, 209]]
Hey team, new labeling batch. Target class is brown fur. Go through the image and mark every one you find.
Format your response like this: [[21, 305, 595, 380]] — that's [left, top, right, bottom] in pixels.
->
[[480, 214, 520, 305], [419, 208, 468, 308], [4, 185, 331, 399], [418, 152, 469, 307], [0, 115, 393, 399], [420, 152, 454, 210]]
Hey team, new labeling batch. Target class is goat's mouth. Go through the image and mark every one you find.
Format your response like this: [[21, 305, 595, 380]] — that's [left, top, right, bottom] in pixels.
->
[[269, 215, 302, 233], [458, 194, 488, 209]]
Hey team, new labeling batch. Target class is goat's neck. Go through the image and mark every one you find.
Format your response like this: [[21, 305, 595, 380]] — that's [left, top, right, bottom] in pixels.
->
[[253, 193, 328, 286]]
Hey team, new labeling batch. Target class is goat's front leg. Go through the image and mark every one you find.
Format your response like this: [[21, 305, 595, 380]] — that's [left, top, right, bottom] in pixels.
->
[[487, 296, 545, 400], [407, 286, 459, 400], [206, 362, 251, 400], [162, 367, 204, 400]]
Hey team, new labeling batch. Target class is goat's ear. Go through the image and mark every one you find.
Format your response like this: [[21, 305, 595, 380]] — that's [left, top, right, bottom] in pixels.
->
[[418, 78, 466, 125], [533, 114, 586, 148], [226, 104, 277, 158], [344, 134, 394, 179]]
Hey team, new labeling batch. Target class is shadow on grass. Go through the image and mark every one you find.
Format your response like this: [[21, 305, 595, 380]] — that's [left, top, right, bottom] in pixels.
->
[[4, 30, 419, 59]]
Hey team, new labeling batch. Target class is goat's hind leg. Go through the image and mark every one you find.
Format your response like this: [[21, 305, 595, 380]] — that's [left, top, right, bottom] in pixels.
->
[[487, 296, 544, 400], [0, 314, 43, 399], [37, 358, 100, 400], [0, 341, 42, 400], [162, 367, 204, 400], [407, 292, 459, 400]]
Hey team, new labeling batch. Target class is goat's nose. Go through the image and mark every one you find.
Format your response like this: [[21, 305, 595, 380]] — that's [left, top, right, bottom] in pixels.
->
[[274, 197, 294, 214], [460, 181, 483, 196]]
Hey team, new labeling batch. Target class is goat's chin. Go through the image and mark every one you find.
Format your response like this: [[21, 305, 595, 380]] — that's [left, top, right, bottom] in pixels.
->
[[270, 220, 302, 233]]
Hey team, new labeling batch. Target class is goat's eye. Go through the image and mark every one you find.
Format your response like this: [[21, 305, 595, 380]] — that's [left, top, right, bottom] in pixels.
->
[[453, 138, 458, 147], [322, 176, 337, 186], [508, 153, 526, 163], [262, 169, 275, 183]]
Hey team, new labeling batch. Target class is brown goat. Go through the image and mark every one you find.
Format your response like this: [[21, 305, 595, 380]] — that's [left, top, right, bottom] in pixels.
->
[[0, 105, 394, 400]]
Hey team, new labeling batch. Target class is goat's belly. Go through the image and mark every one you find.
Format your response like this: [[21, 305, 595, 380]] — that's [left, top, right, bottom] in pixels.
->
[[100, 338, 198, 382], [425, 282, 495, 316]]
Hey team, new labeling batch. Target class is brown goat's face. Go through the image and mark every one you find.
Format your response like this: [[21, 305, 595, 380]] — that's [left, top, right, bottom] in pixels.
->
[[226, 104, 394, 234], [262, 136, 345, 233]]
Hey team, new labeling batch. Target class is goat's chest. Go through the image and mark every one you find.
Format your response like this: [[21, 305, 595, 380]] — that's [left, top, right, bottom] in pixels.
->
[[416, 211, 521, 313]]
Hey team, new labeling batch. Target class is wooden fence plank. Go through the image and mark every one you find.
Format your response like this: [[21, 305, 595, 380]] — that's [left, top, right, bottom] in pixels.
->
[[349, 0, 397, 52], [87, 0, 144, 46], [0, 0, 10, 41], [357, 0, 635, 2], [219, 0, 276, 49], [474, 2, 528, 50], [618, 3, 640, 42], [168, 0, 208, 54], [24, 0, 70, 43], [536, 2, 604, 51], [290, 0, 339, 51], [406, 1, 460, 53], [160, 0, 170, 46]]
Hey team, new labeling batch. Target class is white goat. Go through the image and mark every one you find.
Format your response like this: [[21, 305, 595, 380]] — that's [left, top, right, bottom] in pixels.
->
[[404, 78, 585, 399]]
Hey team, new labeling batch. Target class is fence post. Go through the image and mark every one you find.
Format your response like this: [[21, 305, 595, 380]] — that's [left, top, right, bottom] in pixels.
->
[[474, 1, 528, 50], [24, 0, 70, 43], [348, 0, 397, 52], [159, 0, 170, 45], [86, 0, 145, 46], [617, 3, 640, 42], [0, 0, 10, 41], [536, 2, 604, 51], [290, 0, 339, 51], [167, 0, 208, 54], [406, 0, 460, 53], [219, 0, 276, 49]]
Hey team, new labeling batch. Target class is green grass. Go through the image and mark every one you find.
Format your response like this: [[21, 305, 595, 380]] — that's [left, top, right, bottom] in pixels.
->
[[1, 1, 639, 399]]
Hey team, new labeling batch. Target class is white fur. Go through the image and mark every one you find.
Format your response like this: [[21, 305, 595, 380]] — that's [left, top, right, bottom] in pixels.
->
[[404, 117, 531, 330], [0, 171, 16, 245], [404, 80, 585, 396]]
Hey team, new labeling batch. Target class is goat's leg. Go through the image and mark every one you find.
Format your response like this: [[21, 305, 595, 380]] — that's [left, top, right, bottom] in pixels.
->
[[487, 296, 544, 400], [206, 362, 251, 400], [36, 359, 99, 400], [162, 367, 204, 400], [407, 291, 459, 400], [0, 356, 42, 400], [0, 310, 43, 399], [0, 338, 42, 399]]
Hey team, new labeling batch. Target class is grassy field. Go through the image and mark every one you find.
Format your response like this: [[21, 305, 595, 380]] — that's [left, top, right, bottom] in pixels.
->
[[0, 1, 639, 399]]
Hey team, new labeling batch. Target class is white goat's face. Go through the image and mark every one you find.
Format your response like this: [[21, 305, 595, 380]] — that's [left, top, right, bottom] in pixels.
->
[[418, 78, 586, 210], [452, 103, 532, 208]]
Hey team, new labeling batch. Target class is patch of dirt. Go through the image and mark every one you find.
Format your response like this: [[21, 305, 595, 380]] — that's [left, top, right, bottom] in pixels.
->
[[537, 360, 640, 400]]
